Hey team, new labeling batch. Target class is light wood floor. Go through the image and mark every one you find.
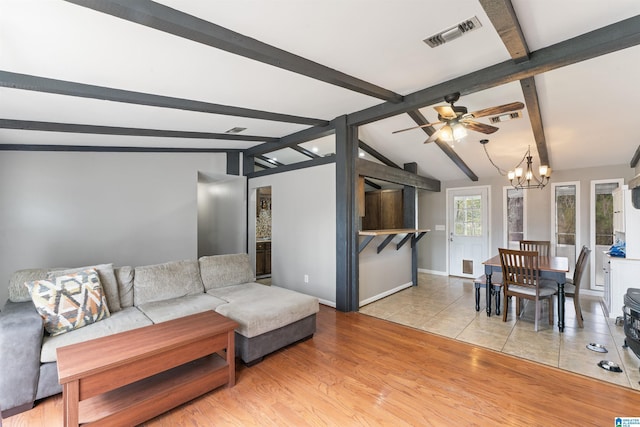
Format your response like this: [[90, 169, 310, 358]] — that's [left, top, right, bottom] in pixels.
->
[[4, 305, 640, 426]]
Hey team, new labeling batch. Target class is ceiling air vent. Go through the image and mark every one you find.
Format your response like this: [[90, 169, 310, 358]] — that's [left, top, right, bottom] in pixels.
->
[[225, 127, 247, 134], [489, 111, 521, 124], [424, 16, 482, 48]]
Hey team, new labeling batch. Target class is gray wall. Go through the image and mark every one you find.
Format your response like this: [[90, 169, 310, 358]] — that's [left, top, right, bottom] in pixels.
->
[[417, 163, 636, 280], [197, 172, 247, 257], [358, 235, 412, 305], [0, 150, 226, 305], [248, 163, 336, 305]]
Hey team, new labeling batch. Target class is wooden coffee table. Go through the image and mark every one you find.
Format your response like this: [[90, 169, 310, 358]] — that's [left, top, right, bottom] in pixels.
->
[[56, 310, 238, 426]]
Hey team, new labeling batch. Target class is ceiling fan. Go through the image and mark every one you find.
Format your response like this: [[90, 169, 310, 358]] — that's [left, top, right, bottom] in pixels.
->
[[392, 92, 524, 144]]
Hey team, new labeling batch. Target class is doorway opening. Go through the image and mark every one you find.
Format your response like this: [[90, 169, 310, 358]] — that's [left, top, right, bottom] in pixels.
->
[[256, 186, 272, 279]]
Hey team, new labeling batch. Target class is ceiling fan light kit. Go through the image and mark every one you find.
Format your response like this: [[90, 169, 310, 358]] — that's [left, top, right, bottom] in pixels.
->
[[392, 93, 524, 146]]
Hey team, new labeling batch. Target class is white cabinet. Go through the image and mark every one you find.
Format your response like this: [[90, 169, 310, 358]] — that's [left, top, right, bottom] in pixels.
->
[[603, 255, 640, 318]]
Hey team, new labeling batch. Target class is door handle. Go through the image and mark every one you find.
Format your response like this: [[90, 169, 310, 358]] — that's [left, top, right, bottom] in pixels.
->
[[450, 232, 454, 242]]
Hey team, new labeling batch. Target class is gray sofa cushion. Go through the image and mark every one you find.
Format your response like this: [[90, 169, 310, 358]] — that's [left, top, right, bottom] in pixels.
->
[[48, 263, 121, 313], [40, 307, 153, 363], [134, 260, 204, 306], [209, 283, 319, 338], [8, 268, 63, 303], [115, 266, 134, 308], [199, 253, 255, 290], [137, 294, 228, 324]]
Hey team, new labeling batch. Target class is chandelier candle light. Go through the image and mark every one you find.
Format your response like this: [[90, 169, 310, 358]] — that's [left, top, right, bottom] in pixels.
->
[[507, 146, 551, 189]]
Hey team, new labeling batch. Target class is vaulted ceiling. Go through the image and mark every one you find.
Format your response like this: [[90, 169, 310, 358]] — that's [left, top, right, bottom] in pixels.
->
[[2, 0, 640, 183]]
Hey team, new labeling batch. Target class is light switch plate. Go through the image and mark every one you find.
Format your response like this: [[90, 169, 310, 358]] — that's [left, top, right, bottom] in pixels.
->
[[435, 224, 445, 231]]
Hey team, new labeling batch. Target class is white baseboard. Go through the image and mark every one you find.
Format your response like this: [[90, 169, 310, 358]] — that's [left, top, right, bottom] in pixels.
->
[[319, 299, 336, 308], [359, 282, 413, 307], [418, 268, 448, 276]]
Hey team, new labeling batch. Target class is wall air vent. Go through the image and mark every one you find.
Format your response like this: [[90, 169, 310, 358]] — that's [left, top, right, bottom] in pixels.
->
[[489, 111, 521, 123], [424, 16, 482, 48]]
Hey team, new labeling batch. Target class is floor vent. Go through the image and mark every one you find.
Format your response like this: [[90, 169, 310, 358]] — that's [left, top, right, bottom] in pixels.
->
[[424, 16, 482, 48]]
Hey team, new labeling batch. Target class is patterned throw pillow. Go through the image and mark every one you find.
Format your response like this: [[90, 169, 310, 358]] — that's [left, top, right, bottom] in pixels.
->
[[25, 269, 111, 336]]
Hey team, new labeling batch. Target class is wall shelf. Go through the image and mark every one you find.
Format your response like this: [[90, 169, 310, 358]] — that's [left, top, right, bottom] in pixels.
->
[[358, 229, 430, 253]]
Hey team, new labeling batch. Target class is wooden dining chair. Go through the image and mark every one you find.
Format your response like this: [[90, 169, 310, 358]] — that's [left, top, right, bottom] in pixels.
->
[[519, 240, 551, 256], [564, 245, 591, 328], [498, 248, 558, 331]]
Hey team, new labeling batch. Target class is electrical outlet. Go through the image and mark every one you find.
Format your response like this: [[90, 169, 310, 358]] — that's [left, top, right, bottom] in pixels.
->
[[304, 274, 309, 283]]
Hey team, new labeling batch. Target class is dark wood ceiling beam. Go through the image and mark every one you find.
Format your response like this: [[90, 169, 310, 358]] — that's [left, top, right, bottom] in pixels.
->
[[246, 121, 335, 156], [256, 155, 284, 167], [358, 140, 401, 169], [64, 0, 403, 103], [631, 145, 640, 168], [519, 77, 549, 166], [348, 15, 640, 126], [479, 0, 529, 62], [406, 110, 478, 181], [291, 145, 321, 159], [0, 71, 327, 127], [480, 0, 551, 168], [357, 158, 440, 192], [0, 119, 279, 142]]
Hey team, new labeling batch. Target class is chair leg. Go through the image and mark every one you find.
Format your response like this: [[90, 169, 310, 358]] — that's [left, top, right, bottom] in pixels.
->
[[548, 298, 554, 325], [475, 284, 480, 312], [502, 292, 508, 323], [534, 299, 540, 332], [574, 298, 584, 328]]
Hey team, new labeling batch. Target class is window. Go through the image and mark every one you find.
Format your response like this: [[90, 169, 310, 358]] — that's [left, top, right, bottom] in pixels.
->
[[454, 195, 482, 237], [590, 179, 623, 289], [504, 187, 526, 249], [551, 182, 580, 276]]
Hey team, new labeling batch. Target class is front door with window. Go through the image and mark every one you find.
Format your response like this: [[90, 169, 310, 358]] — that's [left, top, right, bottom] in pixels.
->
[[448, 187, 489, 278]]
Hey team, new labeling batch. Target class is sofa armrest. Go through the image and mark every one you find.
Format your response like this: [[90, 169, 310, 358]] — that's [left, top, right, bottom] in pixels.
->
[[0, 300, 44, 415]]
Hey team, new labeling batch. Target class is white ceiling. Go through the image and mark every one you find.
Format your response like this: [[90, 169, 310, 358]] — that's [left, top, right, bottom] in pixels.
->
[[1, 0, 639, 182]]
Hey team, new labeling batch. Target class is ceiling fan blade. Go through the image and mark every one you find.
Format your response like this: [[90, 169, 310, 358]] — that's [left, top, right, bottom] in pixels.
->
[[392, 121, 444, 134], [434, 105, 457, 120], [424, 127, 446, 144], [468, 102, 524, 118], [462, 120, 499, 134]]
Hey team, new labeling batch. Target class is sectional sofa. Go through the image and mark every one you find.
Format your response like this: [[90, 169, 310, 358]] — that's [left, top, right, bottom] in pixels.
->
[[0, 253, 319, 418]]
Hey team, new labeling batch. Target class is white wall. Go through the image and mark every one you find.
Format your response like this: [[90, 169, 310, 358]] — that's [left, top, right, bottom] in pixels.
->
[[417, 163, 636, 283], [0, 150, 226, 305], [248, 163, 336, 305]]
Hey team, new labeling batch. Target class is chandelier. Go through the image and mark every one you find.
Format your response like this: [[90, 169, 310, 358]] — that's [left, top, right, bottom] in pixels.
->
[[480, 140, 551, 190], [507, 146, 551, 189]]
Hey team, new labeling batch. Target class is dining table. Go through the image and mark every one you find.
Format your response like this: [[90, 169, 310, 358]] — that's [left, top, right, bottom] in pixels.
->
[[482, 254, 570, 332]]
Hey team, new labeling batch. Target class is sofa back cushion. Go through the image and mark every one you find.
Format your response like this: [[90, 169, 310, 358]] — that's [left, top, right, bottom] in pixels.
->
[[9, 268, 63, 303], [134, 260, 204, 306], [199, 253, 255, 290], [47, 263, 121, 313], [114, 266, 135, 308]]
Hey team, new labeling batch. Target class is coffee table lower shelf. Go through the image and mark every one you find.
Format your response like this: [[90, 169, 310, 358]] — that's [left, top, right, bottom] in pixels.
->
[[78, 354, 228, 426]]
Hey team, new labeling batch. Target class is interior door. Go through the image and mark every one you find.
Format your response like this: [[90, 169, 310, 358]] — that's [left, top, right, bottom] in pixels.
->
[[448, 187, 490, 278]]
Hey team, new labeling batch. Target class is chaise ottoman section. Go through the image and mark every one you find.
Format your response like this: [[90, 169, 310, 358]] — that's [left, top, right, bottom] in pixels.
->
[[208, 283, 319, 364]]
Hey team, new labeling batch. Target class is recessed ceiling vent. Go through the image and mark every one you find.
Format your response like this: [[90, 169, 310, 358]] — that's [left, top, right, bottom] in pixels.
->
[[424, 16, 482, 48], [225, 127, 247, 134], [489, 111, 521, 123]]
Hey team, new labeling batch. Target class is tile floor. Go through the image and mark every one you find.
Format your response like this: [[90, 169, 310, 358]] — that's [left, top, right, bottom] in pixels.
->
[[359, 272, 640, 390]]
